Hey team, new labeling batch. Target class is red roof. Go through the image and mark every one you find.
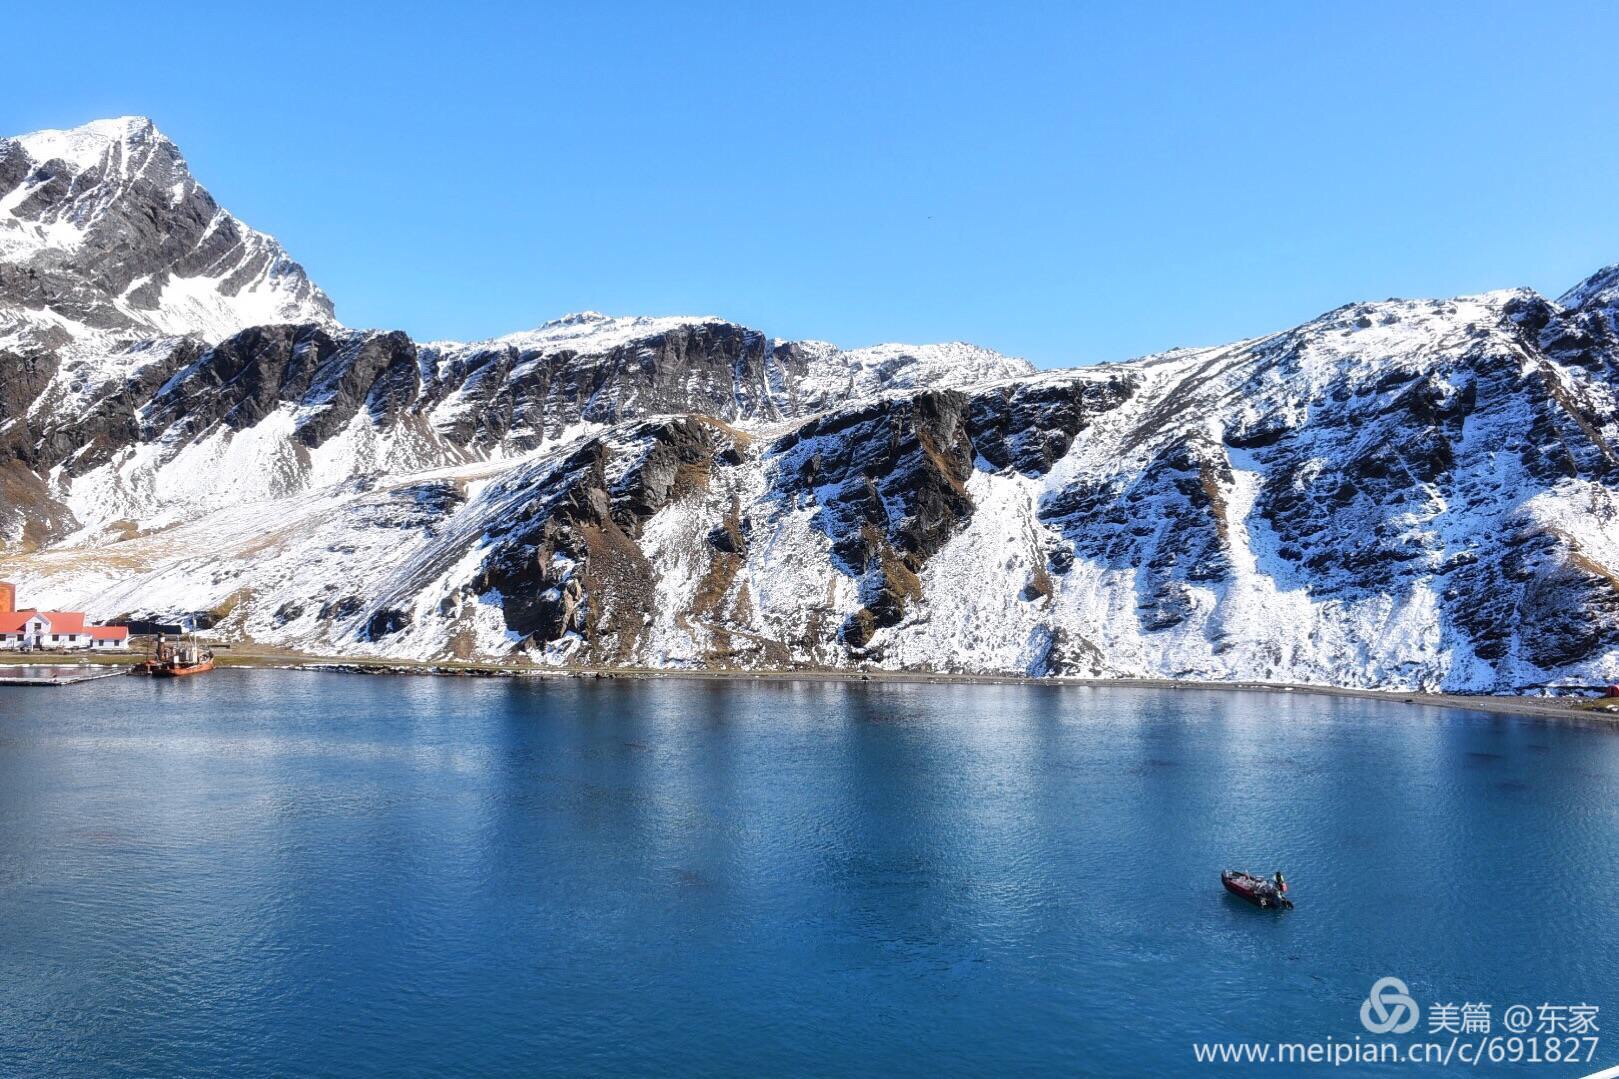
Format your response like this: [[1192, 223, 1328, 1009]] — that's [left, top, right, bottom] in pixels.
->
[[36, 611, 87, 634], [0, 609, 118, 636]]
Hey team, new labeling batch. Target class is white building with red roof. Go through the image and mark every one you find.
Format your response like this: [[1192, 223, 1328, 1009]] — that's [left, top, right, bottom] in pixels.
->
[[0, 582, 129, 651]]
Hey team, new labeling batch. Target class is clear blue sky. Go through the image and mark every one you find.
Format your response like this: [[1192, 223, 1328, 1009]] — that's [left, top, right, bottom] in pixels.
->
[[7, 1, 1619, 366]]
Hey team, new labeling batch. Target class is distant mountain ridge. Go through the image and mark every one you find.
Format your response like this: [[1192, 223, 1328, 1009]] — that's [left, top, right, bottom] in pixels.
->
[[2, 117, 1616, 694]]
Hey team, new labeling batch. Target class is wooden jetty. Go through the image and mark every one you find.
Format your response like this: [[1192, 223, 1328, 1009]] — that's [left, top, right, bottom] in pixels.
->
[[0, 666, 130, 687]]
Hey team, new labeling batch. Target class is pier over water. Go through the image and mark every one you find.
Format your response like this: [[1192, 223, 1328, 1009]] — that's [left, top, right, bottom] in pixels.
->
[[0, 665, 128, 686]]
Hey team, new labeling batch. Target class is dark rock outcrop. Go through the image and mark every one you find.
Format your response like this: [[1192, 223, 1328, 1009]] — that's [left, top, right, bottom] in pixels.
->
[[768, 391, 977, 649], [472, 417, 735, 659]]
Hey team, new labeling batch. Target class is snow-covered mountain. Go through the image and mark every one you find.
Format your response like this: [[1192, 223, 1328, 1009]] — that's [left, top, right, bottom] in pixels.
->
[[2, 118, 1616, 692]]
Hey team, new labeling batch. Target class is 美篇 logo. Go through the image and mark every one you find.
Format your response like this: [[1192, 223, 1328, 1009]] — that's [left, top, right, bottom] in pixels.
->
[[1360, 976, 1420, 1034]]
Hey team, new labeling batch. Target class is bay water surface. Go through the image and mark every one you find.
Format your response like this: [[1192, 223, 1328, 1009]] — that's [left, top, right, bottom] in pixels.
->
[[1, 672, 1615, 1075]]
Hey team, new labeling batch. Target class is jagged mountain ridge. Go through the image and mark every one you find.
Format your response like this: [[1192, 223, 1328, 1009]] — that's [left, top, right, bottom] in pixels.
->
[[2, 117, 1617, 692]]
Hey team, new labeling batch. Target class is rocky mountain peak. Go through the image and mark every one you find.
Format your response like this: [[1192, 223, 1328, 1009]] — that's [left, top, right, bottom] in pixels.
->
[[1, 116, 336, 351], [482, 312, 730, 355], [11, 116, 173, 177], [1559, 264, 1619, 313]]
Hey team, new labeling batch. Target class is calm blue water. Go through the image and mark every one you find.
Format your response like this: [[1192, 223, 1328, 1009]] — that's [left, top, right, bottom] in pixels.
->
[[0, 673, 1615, 1076]]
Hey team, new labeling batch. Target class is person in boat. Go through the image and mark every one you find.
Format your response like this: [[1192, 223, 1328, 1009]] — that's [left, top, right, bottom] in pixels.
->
[[1222, 867, 1293, 907]]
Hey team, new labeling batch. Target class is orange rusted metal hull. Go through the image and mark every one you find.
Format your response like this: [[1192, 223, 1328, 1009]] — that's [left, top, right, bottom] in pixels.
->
[[140, 659, 214, 677]]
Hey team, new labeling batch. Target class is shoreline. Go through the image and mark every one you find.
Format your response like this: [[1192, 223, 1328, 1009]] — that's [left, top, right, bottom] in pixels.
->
[[5, 651, 1616, 726]]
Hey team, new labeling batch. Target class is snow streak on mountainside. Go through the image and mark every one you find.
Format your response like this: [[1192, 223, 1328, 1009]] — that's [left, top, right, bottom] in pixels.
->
[[2, 118, 1617, 693]]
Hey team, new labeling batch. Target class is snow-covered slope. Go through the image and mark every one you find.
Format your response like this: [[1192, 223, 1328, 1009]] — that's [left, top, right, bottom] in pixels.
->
[[2, 118, 1616, 693]]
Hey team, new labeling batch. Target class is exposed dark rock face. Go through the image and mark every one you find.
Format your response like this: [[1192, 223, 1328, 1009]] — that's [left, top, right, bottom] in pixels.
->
[[473, 417, 735, 659], [363, 607, 412, 640], [138, 325, 411, 447], [967, 373, 1137, 475], [1029, 624, 1108, 677], [767, 391, 977, 649], [1, 335, 199, 495], [51, 339, 199, 477], [415, 322, 809, 447], [0, 460, 73, 550], [1041, 435, 1235, 632], [706, 518, 747, 555], [318, 596, 364, 622], [0, 349, 57, 459]]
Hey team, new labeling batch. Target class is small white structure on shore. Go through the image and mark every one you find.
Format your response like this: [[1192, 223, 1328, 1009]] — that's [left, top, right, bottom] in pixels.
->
[[0, 582, 129, 651]]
